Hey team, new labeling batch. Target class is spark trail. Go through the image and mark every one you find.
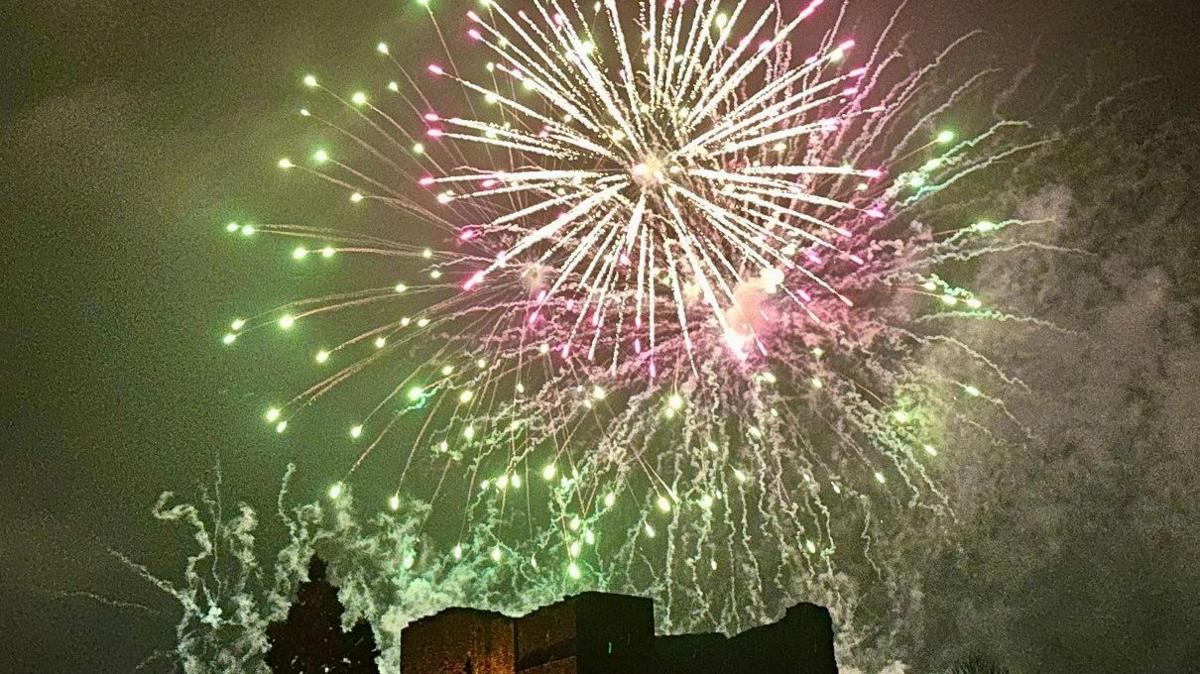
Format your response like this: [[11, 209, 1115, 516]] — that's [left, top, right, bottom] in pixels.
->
[[221, 0, 1050, 635]]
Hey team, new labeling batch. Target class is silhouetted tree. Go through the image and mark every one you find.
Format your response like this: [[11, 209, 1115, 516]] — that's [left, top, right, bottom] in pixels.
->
[[265, 556, 379, 673]]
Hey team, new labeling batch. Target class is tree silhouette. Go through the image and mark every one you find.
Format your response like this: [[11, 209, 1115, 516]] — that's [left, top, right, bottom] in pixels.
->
[[265, 556, 379, 673]]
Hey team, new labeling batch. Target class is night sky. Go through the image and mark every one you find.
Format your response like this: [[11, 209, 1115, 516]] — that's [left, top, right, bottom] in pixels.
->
[[3, 1, 1199, 672]]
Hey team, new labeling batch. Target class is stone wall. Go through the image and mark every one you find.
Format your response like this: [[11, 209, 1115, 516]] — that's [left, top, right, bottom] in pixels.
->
[[400, 593, 837, 674], [401, 607, 515, 674]]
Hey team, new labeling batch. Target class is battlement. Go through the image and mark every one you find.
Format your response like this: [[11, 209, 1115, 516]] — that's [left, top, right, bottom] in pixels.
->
[[401, 593, 836, 674]]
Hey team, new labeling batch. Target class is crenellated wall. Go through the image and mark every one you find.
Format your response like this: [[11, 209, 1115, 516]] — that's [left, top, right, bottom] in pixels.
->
[[400, 593, 836, 674]]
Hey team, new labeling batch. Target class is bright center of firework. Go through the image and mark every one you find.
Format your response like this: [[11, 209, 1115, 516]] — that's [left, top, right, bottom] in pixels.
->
[[520, 262, 550, 293], [417, 4, 872, 367], [630, 154, 669, 188]]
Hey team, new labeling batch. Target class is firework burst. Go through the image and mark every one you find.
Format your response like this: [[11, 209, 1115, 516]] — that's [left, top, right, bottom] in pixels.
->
[[223, 0, 1051, 631]]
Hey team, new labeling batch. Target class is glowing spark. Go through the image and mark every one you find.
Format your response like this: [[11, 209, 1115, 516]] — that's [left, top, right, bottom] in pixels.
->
[[222, 0, 1049, 632]]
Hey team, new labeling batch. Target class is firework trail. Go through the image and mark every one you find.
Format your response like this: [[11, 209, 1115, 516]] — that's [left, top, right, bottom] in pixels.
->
[[222, 0, 1050, 634]]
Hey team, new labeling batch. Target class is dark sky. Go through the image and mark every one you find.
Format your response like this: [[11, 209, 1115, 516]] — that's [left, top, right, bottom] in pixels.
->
[[2, 1, 1198, 672]]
